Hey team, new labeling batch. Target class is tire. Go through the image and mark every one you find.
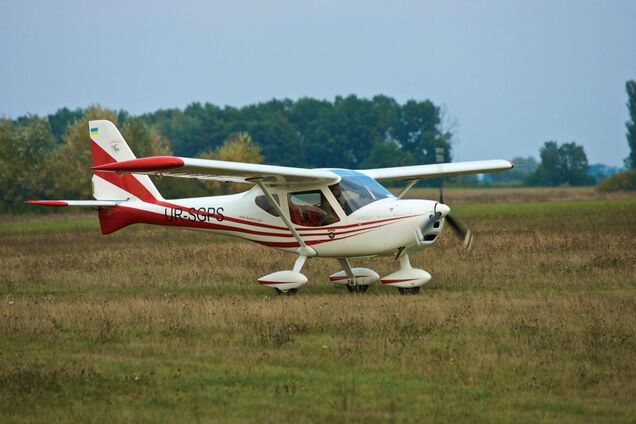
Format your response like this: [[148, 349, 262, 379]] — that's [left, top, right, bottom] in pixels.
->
[[346, 284, 369, 293], [275, 288, 298, 296]]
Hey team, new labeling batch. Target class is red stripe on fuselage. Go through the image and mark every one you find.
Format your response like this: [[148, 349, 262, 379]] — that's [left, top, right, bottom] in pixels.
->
[[156, 199, 420, 236], [103, 205, 376, 246], [156, 198, 419, 234]]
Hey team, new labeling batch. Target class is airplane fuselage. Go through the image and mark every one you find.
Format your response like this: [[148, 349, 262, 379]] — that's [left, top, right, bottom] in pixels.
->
[[100, 185, 445, 258]]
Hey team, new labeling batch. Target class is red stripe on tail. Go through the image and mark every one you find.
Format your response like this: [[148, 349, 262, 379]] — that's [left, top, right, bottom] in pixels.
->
[[90, 139, 157, 202]]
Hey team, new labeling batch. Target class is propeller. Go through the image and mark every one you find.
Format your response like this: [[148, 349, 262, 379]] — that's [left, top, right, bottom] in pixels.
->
[[437, 176, 473, 251], [420, 210, 442, 233], [445, 213, 473, 251]]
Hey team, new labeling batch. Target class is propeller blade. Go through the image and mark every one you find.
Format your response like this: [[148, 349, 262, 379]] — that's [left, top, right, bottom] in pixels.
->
[[420, 212, 442, 233], [445, 214, 473, 251]]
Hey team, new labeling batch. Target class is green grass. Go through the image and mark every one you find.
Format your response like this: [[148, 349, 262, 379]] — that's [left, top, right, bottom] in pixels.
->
[[1, 193, 635, 422], [0, 215, 97, 235]]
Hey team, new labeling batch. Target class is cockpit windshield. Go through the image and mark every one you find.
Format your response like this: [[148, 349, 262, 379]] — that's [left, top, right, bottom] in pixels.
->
[[328, 170, 395, 215]]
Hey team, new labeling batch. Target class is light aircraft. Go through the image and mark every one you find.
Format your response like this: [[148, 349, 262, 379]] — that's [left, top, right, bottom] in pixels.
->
[[28, 120, 512, 295]]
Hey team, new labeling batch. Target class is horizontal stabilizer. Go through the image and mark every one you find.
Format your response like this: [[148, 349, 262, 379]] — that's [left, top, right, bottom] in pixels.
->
[[25, 200, 122, 208]]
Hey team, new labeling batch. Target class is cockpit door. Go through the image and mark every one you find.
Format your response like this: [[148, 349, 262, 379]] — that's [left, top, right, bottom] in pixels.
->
[[287, 188, 341, 227]]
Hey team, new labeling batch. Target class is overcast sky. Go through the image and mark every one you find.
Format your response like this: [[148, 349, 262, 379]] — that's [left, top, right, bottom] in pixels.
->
[[1, 0, 634, 166]]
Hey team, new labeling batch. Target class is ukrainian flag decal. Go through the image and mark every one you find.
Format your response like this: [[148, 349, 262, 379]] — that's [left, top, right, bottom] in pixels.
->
[[90, 127, 98, 136]]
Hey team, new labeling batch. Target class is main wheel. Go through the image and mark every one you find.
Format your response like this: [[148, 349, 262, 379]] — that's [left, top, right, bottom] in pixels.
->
[[346, 284, 369, 293], [398, 287, 420, 295], [275, 288, 298, 296]]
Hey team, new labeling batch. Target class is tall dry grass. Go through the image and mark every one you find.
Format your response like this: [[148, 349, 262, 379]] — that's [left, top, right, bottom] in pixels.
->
[[0, 193, 634, 422]]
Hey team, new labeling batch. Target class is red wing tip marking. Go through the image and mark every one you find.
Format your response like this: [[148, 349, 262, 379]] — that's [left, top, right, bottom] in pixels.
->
[[25, 200, 68, 207], [92, 156, 184, 172], [258, 280, 294, 285], [380, 278, 418, 284]]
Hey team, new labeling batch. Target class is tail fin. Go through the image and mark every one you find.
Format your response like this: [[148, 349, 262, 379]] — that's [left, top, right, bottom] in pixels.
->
[[89, 120, 162, 202]]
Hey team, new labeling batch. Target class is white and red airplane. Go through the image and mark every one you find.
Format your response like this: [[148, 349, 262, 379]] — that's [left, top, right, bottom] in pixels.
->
[[28, 120, 512, 294]]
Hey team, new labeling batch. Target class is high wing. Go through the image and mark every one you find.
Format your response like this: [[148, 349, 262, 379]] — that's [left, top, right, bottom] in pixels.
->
[[359, 159, 513, 182], [92, 156, 340, 186]]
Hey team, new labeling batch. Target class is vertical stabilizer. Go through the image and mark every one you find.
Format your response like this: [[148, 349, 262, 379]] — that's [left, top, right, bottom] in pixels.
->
[[89, 120, 163, 202]]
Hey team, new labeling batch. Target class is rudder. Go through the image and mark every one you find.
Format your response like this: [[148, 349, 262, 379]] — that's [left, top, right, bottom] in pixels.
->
[[89, 120, 163, 202]]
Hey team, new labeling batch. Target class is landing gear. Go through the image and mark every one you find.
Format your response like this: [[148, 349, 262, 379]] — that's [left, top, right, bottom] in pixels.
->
[[258, 255, 309, 294], [333, 258, 379, 294], [274, 288, 299, 296], [346, 284, 369, 293], [380, 251, 431, 295], [398, 287, 421, 295]]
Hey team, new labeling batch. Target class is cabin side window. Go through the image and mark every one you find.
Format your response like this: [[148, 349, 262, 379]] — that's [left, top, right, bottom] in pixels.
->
[[287, 190, 339, 227], [255, 194, 280, 217]]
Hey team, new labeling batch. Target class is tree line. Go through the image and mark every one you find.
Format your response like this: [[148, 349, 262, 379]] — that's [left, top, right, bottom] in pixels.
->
[[46, 95, 453, 169], [0, 96, 454, 211], [3, 86, 634, 212]]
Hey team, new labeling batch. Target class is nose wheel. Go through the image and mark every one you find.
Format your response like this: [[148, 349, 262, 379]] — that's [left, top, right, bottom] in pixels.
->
[[334, 258, 378, 294], [346, 284, 369, 293], [274, 288, 299, 296], [397, 287, 420, 295]]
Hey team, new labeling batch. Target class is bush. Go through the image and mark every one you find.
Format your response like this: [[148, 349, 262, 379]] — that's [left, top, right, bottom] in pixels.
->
[[597, 169, 636, 192]]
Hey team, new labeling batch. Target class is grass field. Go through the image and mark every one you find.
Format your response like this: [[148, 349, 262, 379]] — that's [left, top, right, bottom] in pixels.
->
[[1, 188, 635, 422]]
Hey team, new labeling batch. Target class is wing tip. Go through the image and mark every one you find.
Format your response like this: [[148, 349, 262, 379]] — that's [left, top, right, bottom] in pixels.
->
[[92, 156, 184, 172]]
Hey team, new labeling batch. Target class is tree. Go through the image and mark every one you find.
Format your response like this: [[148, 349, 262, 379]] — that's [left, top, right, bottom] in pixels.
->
[[391, 100, 451, 164], [288, 98, 352, 168], [527, 141, 594, 186], [360, 140, 415, 169], [625, 80, 636, 169], [598, 168, 636, 192], [199, 132, 262, 163], [197, 132, 263, 194], [47, 106, 170, 199], [486, 156, 538, 186], [47, 107, 84, 143], [0, 117, 57, 212]]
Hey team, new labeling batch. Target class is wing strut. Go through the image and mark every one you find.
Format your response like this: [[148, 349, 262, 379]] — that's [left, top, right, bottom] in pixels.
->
[[397, 179, 420, 199], [253, 179, 317, 257], [337, 258, 355, 285]]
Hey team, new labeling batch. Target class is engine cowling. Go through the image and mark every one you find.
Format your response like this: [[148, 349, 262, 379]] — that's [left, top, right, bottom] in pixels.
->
[[328, 267, 380, 286], [258, 271, 308, 292]]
